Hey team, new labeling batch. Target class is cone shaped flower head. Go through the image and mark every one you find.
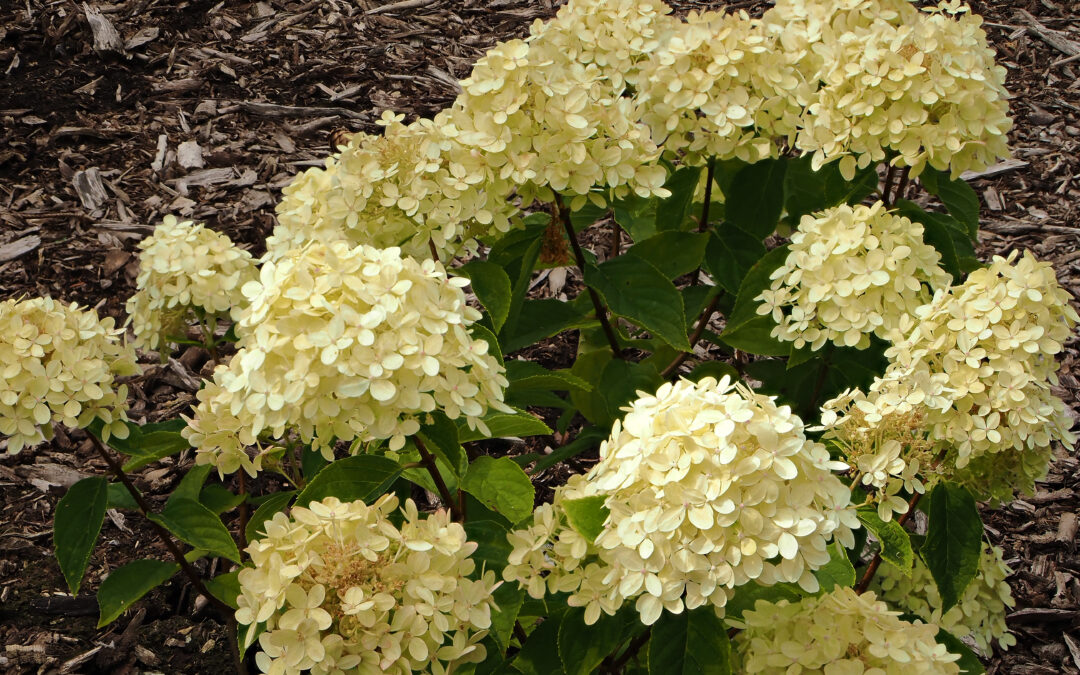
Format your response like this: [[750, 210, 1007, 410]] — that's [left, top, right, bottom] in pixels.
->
[[270, 111, 516, 263], [0, 296, 136, 454], [822, 250, 1078, 501], [872, 542, 1016, 654], [183, 241, 511, 476], [757, 201, 951, 351], [236, 495, 499, 675], [504, 376, 857, 626], [125, 215, 257, 351], [733, 586, 961, 673]]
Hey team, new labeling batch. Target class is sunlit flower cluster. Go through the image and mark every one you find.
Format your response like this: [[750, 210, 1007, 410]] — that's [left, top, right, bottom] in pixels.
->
[[236, 495, 499, 675], [873, 543, 1016, 654], [0, 296, 136, 453], [636, 9, 804, 165], [503, 376, 856, 626], [271, 111, 516, 262], [765, 0, 1012, 179], [733, 587, 961, 674], [125, 216, 257, 351], [757, 202, 950, 351], [826, 250, 1078, 499], [440, 0, 670, 210], [183, 242, 511, 475]]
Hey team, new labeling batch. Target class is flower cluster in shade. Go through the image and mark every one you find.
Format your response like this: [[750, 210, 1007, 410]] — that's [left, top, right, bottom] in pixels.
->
[[0, 297, 137, 454], [270, 111, 517, 263], [821, 250, 1078, 501], [765, 0, 1012, 179], [872, 542, 1016, 654], [125, 215, 257, 352], [236, 495, 499, 675], [732, 586, 961, 674], [757, 202, 951, 351], [502, 376, 857, 626], [182, 242, 511, 476]]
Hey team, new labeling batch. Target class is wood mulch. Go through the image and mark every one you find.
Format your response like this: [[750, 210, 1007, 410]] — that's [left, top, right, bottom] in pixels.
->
[[0, 0, 1077, 673]]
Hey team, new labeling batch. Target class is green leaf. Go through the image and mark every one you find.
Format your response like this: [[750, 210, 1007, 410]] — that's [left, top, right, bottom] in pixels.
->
[[648, 606, 733, 675], [921, 482, 983, 612], [205, 569, 241, 610], [301, 445, 330, 480], [295, 455, 402, 508], [458, 409, 553, 443], [783, 154, 879, 222], [585, 256, 691, 352], [656, 166, 704, 232], [598, 358, 663, 424], [461, 456, 534, 524], [718, 316, 790, 356], [488, 217, 548, 267], [814, 541, 857, 593], [514, 612, 567, 675], [500, 297, 595, 354], [704, 227, 767, 295], [150, 497, 241, 563], [685, 361, 740, 384], [569, 348, 615, 425], [919, 166, 979, 240], [99, 418, 191, 472], [559, 607, 635, 675], [458, 261, 513, 333], [530, 426, 607, 474], [505, 360, 592, 393], [725, 244, 791, 329], [169, 464, 213, 505], [724, 582, 805, 621], [106, 482, 140, 511], [894, 200, 973, 282], [935, 628, 986, 674], [500, 237, 544, 342], [626, 232, 708, 280], [54, 476, 108, 595], [97, 559, 179, 627], [562, 496, 609, 542], [419, 412, 467, 478], [725, 158, 787, 239], [613, 192, 659, 242], [857, 506, 915, 575], [466, 519, 514, 574], [246, 490, 296, 543], [199, 484, 244, 515]]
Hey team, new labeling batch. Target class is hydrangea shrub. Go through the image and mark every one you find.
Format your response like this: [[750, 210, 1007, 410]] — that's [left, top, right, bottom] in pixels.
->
[[8, 0, 1077, 674]]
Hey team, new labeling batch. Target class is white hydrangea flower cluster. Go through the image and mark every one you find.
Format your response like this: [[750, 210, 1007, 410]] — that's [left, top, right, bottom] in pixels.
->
[[236, 495, 499, 675], [439, 0, 670, 210], [733, 587, 961, 674], [0, 296, 137, 453], [766, 0, 1012, 179], [125, 215, 258, 351], [183, 242, 511, 476], [270, 111, 516, 263], [825, 250, 1078, 500], [757, 202, 951, 351], [503, 376, 857, 626], [636, 9, 804, 165], [872, 543, 1016, 654]]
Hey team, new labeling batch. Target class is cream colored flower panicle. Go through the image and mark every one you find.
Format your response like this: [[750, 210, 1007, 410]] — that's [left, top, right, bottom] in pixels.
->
[[765, 0, 1012, 179], [236, 495, 499, 675], [183, 242, 511, 475], [440, 0, 670, 210], [825, 250, 1078, 500], [503, 376, 857, 626], [636, 9, 804, 165], [733, 587, 961, 674], [873, 543, 1016, 654], [0, 297, 137, 453], [757, 202, 951, 351], [125, 215, 257, 351], [270, 111, 516, 263]]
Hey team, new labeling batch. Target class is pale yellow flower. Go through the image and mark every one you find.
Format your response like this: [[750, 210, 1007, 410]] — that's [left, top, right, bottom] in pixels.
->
[[0, 296, 136, 453]]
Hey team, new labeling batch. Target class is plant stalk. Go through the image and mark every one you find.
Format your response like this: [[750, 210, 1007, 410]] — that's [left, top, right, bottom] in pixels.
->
[[414, 437, 463, 522], [660, 290, 721, 379], [554, 194, 623, 359], [853, 491, 922, 594]]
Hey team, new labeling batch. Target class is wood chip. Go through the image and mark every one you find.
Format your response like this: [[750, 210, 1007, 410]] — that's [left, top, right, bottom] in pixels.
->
[[0, 234, 41, 262], [1057, 512, 1078, 544], [124, 26, 159, 50], [984, 186, 1004, 211], [233, 101, 369, 120], [959, 158, 1030, 180], [367, 0, 440, 14], [177, 140, 205, 169], [81, 3, 124, 53], [72, 168, 109, 210]]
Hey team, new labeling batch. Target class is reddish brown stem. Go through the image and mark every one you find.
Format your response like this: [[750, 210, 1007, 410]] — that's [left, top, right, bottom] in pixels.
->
[[854, 491, 923, 594], [414, 437, 463, 521], [660, 291, 721, 379]]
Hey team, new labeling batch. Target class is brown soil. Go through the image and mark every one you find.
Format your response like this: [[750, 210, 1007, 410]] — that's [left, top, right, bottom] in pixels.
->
[[0, 1, 1078, 673]]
